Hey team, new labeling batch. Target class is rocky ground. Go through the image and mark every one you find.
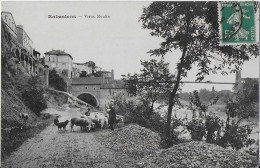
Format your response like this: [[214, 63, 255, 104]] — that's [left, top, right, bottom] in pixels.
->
[[96, 124, 161, 160], [138, 141, 258, 168]]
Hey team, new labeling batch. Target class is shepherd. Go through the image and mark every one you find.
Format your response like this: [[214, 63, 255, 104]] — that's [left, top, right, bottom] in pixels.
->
[[108, 105, 116, 131]]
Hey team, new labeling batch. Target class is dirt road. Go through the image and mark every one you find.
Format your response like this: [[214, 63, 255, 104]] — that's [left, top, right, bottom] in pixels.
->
[[2, 107, 137, 168]]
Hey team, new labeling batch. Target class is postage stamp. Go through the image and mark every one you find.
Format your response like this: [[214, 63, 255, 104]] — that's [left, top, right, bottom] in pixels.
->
[[219, 2, 256, 45]]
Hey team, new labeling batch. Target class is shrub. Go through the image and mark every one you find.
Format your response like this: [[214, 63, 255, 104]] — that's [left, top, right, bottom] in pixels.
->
[[186, 118, 206, 141], [21, 76, 47, 116], [160, 117, 184, 148], [49, 69, 67, 91], [109, 93, 183, 148], [217, 121, 255, 150], [205, 114, 222, 143]]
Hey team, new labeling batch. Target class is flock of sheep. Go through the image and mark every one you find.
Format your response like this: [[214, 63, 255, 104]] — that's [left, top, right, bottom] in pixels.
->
[[55, 111, 124, 132]]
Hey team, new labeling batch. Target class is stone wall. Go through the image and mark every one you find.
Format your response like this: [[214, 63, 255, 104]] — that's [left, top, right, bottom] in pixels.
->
[[71, 84, 101, 104]]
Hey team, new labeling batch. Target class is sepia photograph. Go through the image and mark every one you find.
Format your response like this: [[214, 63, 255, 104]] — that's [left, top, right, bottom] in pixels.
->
[[1, 1, 259, 167]]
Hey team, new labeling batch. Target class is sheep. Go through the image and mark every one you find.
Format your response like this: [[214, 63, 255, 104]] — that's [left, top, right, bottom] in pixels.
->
[[89, 112, 109, 130], [70, 117, 92, 132]]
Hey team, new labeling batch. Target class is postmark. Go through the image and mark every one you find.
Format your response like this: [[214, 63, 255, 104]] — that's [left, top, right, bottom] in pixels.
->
[[219, 2, 256, 45]]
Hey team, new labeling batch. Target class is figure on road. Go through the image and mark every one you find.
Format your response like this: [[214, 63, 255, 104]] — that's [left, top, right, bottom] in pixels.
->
[[108, 105, 116, 131]]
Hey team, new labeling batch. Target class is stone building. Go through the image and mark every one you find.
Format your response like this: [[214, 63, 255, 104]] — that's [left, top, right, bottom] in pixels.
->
[[234, 70, 259, 93], [44, 49, 73, 78], [1, 11, 17, 38], [71, 77, 132, 110], [1, 11, 40, 76], [17, 25, 33, 54]]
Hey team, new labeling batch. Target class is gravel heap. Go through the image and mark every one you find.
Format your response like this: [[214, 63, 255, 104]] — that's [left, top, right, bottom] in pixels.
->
[[138, 141, 258, 168], [97, 124, 161, 159]]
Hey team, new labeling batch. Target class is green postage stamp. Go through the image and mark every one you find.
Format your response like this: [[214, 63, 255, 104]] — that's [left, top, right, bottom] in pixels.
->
[[219, 2, 256, 45]]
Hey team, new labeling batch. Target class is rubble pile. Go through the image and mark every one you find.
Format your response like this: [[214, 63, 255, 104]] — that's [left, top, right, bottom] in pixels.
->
[[97, 124, 161, 159], [138, 141, 258, 168]]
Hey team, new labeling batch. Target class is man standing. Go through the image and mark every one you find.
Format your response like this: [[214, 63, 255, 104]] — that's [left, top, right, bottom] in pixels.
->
[[108, 105, 116, 130]]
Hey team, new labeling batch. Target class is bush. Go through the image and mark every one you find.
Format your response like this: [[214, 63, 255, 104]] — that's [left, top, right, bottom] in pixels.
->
[[186, 118, 206, 141], [17, 76, 47, 116], [49, 69, 67, 91], [217, 121, 255, 150], [205, 114, 222, 143], [22, 88, 47, 116], [109, 93, 182, 148], [160, 117, 184, 148]]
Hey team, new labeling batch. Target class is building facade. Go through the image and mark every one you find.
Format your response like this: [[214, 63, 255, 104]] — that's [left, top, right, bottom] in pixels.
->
[[1, 12, 17, 38], [1, 11, 40, 76], [17, 25, 33, 54], [44, 49, 73, 78], [235, 70, 259, 93]]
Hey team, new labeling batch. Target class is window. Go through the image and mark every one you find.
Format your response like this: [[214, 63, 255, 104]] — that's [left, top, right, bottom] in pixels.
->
[[85, 87, 88, 89], [49, 56, 50, 61]]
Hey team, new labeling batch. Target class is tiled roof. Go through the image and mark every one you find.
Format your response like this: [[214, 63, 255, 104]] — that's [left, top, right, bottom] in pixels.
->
[[100, 80, 125, 89], [72, 77, 104, 85], [44, 50, 73, 60]]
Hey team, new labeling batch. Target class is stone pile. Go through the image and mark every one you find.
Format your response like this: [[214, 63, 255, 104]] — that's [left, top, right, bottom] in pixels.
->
[[138, 141, 258, 168], [97, 124, 161, 159]]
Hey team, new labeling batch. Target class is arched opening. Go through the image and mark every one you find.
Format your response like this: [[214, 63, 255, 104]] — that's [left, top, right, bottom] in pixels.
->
[[77, 93, 98, 107]]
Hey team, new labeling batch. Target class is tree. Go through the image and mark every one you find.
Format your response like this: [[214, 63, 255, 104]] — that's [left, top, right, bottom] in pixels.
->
[[123, 59, 174, 113], [225, 79, 258, 129], [21, 76, 47, 116], [49, 69, 67, 91], [189, 90, 219, 118], [140, 2, 258, 145]]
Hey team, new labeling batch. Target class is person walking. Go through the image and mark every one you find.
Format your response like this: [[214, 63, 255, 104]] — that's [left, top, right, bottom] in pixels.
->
[[108, 105, 116, 131]]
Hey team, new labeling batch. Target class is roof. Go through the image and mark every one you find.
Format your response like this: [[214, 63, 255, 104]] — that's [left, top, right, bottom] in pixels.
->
[[44, 50, 73, 60], [72, 77, 104, 85], [100, 80, 125, 89], [72, 77, 125, 89], [33, 50, 40, 55], [73, 62, 89, 65]]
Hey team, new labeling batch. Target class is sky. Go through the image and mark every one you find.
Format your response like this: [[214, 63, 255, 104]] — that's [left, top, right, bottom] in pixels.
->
[[2, 1, 259, 92]]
